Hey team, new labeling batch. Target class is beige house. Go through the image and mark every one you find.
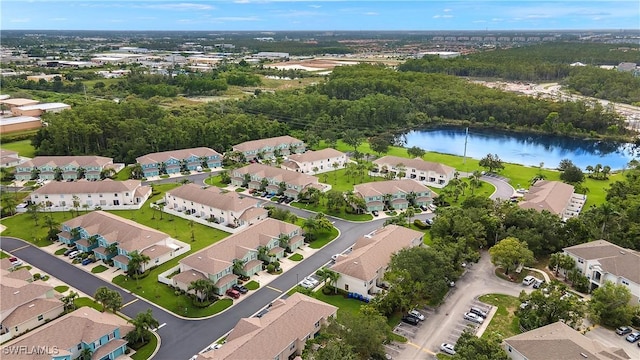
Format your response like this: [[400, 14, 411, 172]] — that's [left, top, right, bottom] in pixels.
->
[[58, 211, 190, 273], [232, 135, 305, 160], [0, 149, 21, 168], [0, 116, 42, 134], [165, 183, 268, 230], [29, 179, 151, 211], [1, 307, 134, 360], [503, 322, 630, 360], [197, 293, 337, 360], [281, 148, 347, 175], [0, 98, 40, 110], [11, 102, 70, 117], [231, 163, 324, 198], [372, 155, 455, 188], [354, 179, 435, 212], [15, 156, 117, 181], [331, 225, 423, 297], [564, 240, 640, 303], [519, 180, 586, 220], [0, 277, 64, 343], [175, 218, 304, 296]]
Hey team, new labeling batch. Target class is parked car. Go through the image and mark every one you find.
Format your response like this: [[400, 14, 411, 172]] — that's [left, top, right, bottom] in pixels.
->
[[469, 307, 488, 318], [372, 210, 379, 217], [616, 326, 633, 336], [300, 280, 315, 289], [625, 332, 640, 343], [428, 204, 437, 211], [440, 343, 456, 355], [226, 289, 241, 299], [232, 284, 249, 294], [409, 309, 425, 321], [401, 315, 419, 326], [304, 276, 319, 286], [464, 312, 484, 324], [331, 254, 342, 261], [532, 279, 545, 289], [420, 205, 428, 211], [68, 251, 80, 259], [64, 247, 78, 256], [425, 218, 434, 225], [81, 258, 95, 266], [522, 275, 536, 286], [256, 309, 269, 318], [9, 258, 23, 267]]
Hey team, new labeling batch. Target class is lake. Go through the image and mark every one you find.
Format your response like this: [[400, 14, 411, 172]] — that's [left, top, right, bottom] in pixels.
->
[[404, 127, 637, 170]]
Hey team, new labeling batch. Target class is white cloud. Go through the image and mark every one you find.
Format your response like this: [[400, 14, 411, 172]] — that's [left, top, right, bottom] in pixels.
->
[[491, 18, 503, 22], [146, 3, 214, 11], [443, 8, 452, 12], [442, 14, 453, 18], [432, 14, 441, 19], [364, 12, 378, 16], [10, 18, 30, 23], [472, 20, 486, 23], [309, 4, 321, 8], [272, 10, 322, 17]]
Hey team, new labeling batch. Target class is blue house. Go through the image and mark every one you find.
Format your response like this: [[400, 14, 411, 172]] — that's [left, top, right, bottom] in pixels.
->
[[2, 307, 134, 360], [136, 147, 222, 178]]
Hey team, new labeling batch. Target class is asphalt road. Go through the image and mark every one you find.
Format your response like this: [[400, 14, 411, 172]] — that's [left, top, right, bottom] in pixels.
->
[[1, 207, 403, 360], [584, 325, 640, 358], [481, 174, 515, 200]]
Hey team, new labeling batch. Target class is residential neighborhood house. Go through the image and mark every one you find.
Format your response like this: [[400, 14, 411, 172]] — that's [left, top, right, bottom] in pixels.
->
[[29, 179, 151, 211], [0, 149, 21, 168], [164, 183, 268, 231], [0, 276, 65, 343], [136, 147, 222, 178], [331, 225, 424, 297], [231, 163, 325, 198], [281, 148, 347, 175], [57, 211, 190, 272], [15, 156, 119, 181], [372, 155, 456, 188], [174, 218, 304, 296], [563, 240, 640, 303], [196, 293, 337, 360], [354, 179, 435, 212], [503, 321, 630, 360], [519, 180, 586, 220], [1, 307, 134, 360], [232, 135, 305, 161]]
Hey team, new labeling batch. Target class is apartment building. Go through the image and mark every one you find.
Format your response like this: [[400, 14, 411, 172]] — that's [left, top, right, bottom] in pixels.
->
[[136, 147, 222, 178], [232, 136, 305, 160], [372, 155, 455, 188]]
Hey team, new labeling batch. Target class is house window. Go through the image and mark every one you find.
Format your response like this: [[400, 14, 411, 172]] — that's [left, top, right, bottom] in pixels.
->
[[578, 258, 584, 264], [15, 327, 19, 332], [315, 321, 320, 327], [114, 194, 118, 197], [37, 314, 43, 321], [77, 344, 82, 351], [344, 284, 349, 291], [289, 342, 296, 350], [125, 193, 129, 196], [622, 279, 630, 286], [109, 332, 115, 340]]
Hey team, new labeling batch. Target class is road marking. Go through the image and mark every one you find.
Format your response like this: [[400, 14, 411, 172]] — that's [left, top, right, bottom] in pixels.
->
[[407, 342, 435, 355], [152, 323, 166, 331], [121, 298, 139, 308], [266, 286, 282, 293], [11, 245, 30, 252]]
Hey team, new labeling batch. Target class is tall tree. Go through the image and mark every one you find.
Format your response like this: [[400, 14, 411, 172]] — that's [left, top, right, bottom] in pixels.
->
[[589, 281, 637, 327], [489, 237, 535, 275], [342, 129, 363, 152], [518, 282, 586, 330], [451, 331, 509, 360], [478, 153, 504, 173], [407, 146, 426, 159], [126, 309, 160, 345]]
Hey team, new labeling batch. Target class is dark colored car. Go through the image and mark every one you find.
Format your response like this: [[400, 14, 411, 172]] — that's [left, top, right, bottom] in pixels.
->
[[401, 315, 419, 326], [256, 309, 269, 318], [232, 284, 249, 294], [533, 279, 545, 289], [372, 210, 379, 217], [420, 205, 428, 211], [81, 258, 95, 266], [616, 326, 633, 335], [226, 289, 241, 299], [64, 247, 78, 256]]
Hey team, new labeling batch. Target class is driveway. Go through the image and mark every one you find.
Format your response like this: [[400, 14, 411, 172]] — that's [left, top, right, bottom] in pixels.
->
[[481, 174, 515, 200], [396, 251, 528, 359]]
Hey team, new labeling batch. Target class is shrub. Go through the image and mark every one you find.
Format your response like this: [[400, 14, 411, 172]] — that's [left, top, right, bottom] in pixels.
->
[[413, 219, 429, 229], [41, 275, 50, 281], [33, 273, 41, 280], [266, 263, 276, 273]]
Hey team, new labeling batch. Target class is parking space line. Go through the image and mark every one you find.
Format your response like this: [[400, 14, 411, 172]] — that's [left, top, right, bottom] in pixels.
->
[[266, 286, 282, 293], [10, 245, 30, 253], [122, 298, 138, 308]]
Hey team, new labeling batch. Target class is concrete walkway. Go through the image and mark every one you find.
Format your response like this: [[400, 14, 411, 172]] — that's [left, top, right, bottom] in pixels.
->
[[524, 266, 551, 282]]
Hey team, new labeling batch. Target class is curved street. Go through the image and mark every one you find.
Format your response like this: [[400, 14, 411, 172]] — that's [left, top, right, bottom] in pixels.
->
[[481, 174, 515, 200]]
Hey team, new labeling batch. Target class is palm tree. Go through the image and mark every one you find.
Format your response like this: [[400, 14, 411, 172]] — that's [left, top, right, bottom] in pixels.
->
[[549, 252, 563, 276], [593, 163, 602, 179], [130, 163, 144, 179], [126, 309, 159, 345], [159, 162, 167, 175], [332, 162, 339, 180], [3, 196, 17, 216], [128, 251, 151, 288], [278, 234, 291, 251], [315, 213, 333, 233], [70, 227, 81, 242], [242, 173, 252, 188], [88, 234, 99, 247], [53, 167, 63, 181], [27, 202, 43, 226], [470, 170, 482, 194], [232, 259, 246, 276], [404, 207, 416, 222], [189, 279, 214, 303], [315, 267, 331, 287], [43, 214, 59, 233], [601, 165, 611, 179], [100, 168, 116, 180], [312, 166, 319, 175], [382, 193, 393, 210], [302, 217, 318, 236], [61, 290, 79, 311], [78, 347, 93, 360], [76, 167, 86, 180], [72, 195, 81, 216], [257, 246, 270, 262], [585, 165, 594, 177], [106, 243, 118, 258], [94, 286, 112, 312]]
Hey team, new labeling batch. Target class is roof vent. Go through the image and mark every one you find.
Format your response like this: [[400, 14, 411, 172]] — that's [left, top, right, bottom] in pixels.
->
[[620, 251, 625, 255], [28, 304, 35, 308], [353, 262, 358, 265], [198, 256, 202, 259], [580, 353, 588, 358], [13, 291, 20, 295], [150, 248, 155, 252]]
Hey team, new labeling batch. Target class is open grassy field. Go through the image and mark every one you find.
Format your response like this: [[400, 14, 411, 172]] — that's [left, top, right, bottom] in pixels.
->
[[478, 293, 521, 339], [204, 174, 229, 187], [1, 139, 36, 158]]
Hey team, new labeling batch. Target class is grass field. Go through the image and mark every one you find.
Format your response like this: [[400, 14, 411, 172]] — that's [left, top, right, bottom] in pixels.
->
[[0, 251, 8, 259], [290, 202, 373, 221], [1, 139, 36, 158], [204, 175, 229, 187], [245, 280, 260, 290], [478, 293, 521, 339], [74, 297, 103, 312], [54, 285, 69, 293]]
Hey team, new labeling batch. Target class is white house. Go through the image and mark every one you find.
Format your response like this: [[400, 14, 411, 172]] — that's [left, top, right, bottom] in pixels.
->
[[372, 155, 455, 188], [29, 179, 151, 211], [281, 148, 347, 175], [0, 149, 21, 168], [232, 136, 305, 161], [331, 225, 423, 297], [164, 183, 268, 231], [563, 240, 640, 304]]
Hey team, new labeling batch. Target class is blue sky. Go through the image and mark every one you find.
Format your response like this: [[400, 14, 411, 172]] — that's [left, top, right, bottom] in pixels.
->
[[2, 1, 639, 31]]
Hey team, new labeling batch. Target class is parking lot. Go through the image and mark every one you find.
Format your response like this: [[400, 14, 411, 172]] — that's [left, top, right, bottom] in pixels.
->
[[585, 325, 640, 357]]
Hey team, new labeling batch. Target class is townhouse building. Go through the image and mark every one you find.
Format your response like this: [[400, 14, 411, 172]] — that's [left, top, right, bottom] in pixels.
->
[[519, 180, 586, 221], [197, 293, 337, 360], [174, 218, 304, 296], [281, 148, 347, 175], [354, 179, 435, 212], [164, 183, 268, 230], [331, 225, 423, 298], [232, 136, 305, 161], [29, 179, 151, 211], [1, 307, 134, 360], [57, 211, 190, 272], [231, 163, 324, 198], [15, 156, 117, 181], [563, 240, 640, 304], [0, 149, 21, 168], [136, 147, 222, 178], [372, 155, 456, 188]]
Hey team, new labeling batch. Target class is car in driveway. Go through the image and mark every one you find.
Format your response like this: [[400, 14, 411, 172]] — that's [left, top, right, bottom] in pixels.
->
[[68, 251, 80, 259], [372, 210, 379, 217], [300, 280, 316, 289], [440, 343, 456, 355], [401, 315, 419, 326], [522, 275, 536, 286], [463, 312, 484, 324], [81, 258, 95, 266], [232, 284, 249, 294], [408, 309, 425, 321], [64, 247, 78, 256], [625, 331, 640, 343], [226, 289, 241, 299], [532, 279, 545, 289], [9, 257, 23, 267], [616, 326, 633, 336]]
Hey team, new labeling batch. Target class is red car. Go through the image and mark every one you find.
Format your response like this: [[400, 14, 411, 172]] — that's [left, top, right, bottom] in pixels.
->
[[226, 289, 241, 299]]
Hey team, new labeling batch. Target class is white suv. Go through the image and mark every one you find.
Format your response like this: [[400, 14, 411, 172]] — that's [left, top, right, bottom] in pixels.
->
[[440, 343, 456, 355], [409, 309, 425, 321]]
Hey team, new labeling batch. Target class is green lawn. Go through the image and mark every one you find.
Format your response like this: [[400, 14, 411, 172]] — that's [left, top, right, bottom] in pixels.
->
[[74, 297, 103, 312], [1, 139, 36, 158], [1, 191, 30, 209], [0, 251, 8, 259], [54, 285, 69, 293], [441, 180, 496, 207], [406, 223, 433, 245], [115, 166, 132, 181], [130, 333, 158, 360], [290, 202, 373, 222], [307, 227, 340, 249], [478, 294, 521, 339], [54, 248, 67, 255], [91, 265, 108, 273], [204, 175, 229, 187], [318, 168, 381, 193], [245, 280, 260, 290], [289, 253, 303, 261]]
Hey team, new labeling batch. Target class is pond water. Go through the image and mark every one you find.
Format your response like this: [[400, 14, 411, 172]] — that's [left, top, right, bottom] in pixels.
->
[[404, 127, 636, 170]]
